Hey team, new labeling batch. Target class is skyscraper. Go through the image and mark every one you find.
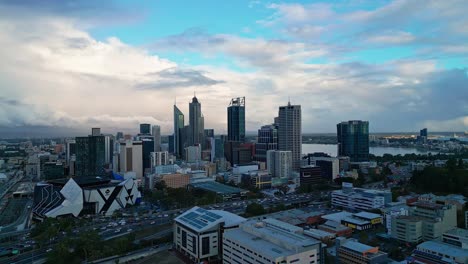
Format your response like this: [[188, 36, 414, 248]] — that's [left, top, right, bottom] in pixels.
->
[[173, 104, 184, 157], [139, 123, 151, 134], [420, 128, 428, 137], [337, 120, 369, 162], [152, 125, 161, 152], [75, 128, 107, 177], [255, 124, 278, 162], [227, 97, 245, 142], [278, 102, 302, 170], [189, 95, 204, 146]]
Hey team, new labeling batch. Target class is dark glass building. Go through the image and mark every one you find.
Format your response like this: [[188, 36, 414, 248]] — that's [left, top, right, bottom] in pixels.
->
[[173, 104, 185, 157], [299, 166, 323, 186], [140, 123, 151, 134], [337, 120, 369, 162], [189, 96, 204, 146], [278, 102, 301, 170], [420, 128, 428, 137], [75, 134, 106, 177], [42, 162, 65, 180], [141, 137, 154, 172], [227, 97, 245, 142], [255, 124, 278, 162]]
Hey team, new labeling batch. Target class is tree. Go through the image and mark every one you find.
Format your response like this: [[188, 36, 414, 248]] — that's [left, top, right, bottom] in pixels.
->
[[245, 203, 265, 217], [458, 159, 464, 169]]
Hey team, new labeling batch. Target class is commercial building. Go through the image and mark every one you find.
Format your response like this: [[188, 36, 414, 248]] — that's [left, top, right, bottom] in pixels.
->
[[442, 228, 468, 249], [321, 211, 382, 231], [118, 140, 143, 181], [336, 238, 388, 264], [139, 123, 151, 134], [75, 128, 109, 177], [210, 137, 224, 162], [150, 151, 169, 167], [173, 104, 185, 158], [33, 177, 139, 220], [391, 202, 457, 243], [331, 185, 391, 210], [189, 95, 204, 146], [255, 124, 278, 162], [337, 120, 369, 162], [240, 171, 272, 190], [65, 139, 76, 165], [160, 173, 190, 189], [411, 240, 468, 264], [140, 137, 154, 172], [185, 145, 202, 163], [223, 218, 324, 264], [302, 154, 340, 181], [227, 97, 245, 142], [318, 221, 353, 237], [278, 102, 302, 171], [42, 162, 64, 180], [152, 125, 161, 152], [189, 181, 247, 200], [174, 206, 246, 263], [299, 165, 323, 186], [267, 150, 292, 178], [381, 203, 409, 235]]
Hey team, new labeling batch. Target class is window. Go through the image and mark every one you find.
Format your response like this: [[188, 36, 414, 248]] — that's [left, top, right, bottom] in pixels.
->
[[202, 237, 210, 255], [289, 259, 300, 263], [192, 235, 197, 254], [177, 226, 180, 234], [182, 230, 187, 248]]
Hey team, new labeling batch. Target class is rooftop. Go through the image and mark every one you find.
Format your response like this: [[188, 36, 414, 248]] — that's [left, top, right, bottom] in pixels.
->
[[224, 218, 320, 259], [175, 206, 246, 232], [444, 228, 468, 238], [417, 241, 468, 258], [190, 181, 247, 194], [353, 212, 382, 220], [322, 211, 353, 223]]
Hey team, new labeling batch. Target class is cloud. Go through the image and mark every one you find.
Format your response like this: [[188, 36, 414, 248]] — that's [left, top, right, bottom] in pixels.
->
[[366, 31, 415, 44], [136, 68, 224, 90]]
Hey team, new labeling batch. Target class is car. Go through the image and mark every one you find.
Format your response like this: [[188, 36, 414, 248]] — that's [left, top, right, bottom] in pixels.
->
[[127, 228, 133, 232], [150, 221, 155, 225], [46, 248, 53, 253]]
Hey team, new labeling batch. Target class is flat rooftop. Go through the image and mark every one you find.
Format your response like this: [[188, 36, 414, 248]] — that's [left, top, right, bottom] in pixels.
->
[[354, 212, 382, 220], [225, 219, 320, 259], [417, 241, 468, 258], [190, 181, 247, 194], [444, 228, 468, 238], [322, 211, 353, 223]]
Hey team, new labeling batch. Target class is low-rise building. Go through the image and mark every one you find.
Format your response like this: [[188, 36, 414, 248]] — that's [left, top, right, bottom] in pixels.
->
[[173, 206, 246, 263], [223, 218, 324, 264], [410, 240, 468, 264], [336, 238, 388, 264], [318, 220, 353, 237], [391, 202, 457, 243], [321, 211, 383, 231], [331, 185, 391, 210], [442, 228, 468, 249]]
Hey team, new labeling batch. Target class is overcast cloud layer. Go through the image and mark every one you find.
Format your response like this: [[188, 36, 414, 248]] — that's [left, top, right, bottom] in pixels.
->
[[0, 0, 466, 137]]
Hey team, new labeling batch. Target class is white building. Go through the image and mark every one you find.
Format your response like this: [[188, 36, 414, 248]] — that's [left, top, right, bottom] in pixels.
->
[[174, 206, 245, 263], [185, 144, 201, 163], [223, 218, 323, 264], [150, 151, 169, 167], [331, 186, 392, 210], [119, 140, 143, 183], [267, 150, 292, 178], [412, 240, 468, 264], [381, 203, 409, 235]]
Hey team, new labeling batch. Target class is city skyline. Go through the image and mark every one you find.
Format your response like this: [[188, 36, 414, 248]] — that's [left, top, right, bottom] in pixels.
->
[[0, 1, 467, 137]]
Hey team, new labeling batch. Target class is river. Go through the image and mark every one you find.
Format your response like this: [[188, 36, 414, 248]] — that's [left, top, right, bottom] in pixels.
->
[[302, 144, 438, 157]]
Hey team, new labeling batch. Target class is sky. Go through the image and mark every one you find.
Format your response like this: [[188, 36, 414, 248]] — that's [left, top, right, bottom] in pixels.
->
[[0, 0, 467, 137]]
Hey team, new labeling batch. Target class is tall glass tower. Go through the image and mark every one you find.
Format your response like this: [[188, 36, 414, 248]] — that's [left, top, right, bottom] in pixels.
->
[[189, 96, 204, 146], [337, 120, 369, 162], [227, 97, 245, 142], [173, 104, 184, 157]]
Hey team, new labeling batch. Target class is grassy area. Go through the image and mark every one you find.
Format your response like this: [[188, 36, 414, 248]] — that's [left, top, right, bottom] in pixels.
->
[[139, 250, 183, 264]]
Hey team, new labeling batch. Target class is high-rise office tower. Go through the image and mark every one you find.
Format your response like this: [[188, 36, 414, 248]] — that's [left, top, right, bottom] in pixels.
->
[[152, 125, 161, 152], [227, 97, 245, 142], [278, 102, 302, 171], [173, 104, 185, 157], [255, 124, 278, 162], [140, 123, 151, 134], [189, 95, 204, 146], [337, 120, 369, 162], [75, 128, 107, 177], [420, 128, 428, 137]]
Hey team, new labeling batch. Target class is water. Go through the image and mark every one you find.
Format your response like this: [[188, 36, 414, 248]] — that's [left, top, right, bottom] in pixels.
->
[[302, 144, 438, 157]]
